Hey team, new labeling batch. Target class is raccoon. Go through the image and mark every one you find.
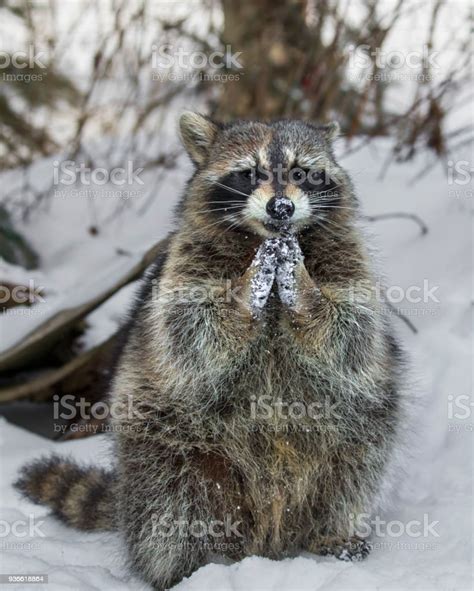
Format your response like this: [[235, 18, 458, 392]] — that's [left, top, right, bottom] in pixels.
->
[[16, 112, 408, 590]]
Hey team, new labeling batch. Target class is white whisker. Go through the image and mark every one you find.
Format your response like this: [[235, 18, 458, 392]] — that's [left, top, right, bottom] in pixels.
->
[[212, 181, 251, 198]]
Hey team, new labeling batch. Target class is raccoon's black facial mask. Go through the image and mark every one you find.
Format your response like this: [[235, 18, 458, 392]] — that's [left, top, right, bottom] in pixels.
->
[[208, 170, 254, 211], [207, 166, 342, 234], [206, 167, 272, 214], [291, 168, 339, 197]]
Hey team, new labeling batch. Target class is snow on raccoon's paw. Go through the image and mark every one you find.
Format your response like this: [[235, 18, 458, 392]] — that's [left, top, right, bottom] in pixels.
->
[[250, 238, 280, 316], [275, 233, 304, 308], [319, 537, 372, 562], [250, 235, 304, 314]]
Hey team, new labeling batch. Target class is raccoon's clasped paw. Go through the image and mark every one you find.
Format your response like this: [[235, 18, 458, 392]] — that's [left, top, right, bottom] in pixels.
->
[[249, 239, 279, 316], [277, 233, 303, 266], [319, 538, 372, 562], [249, 235, 305, 314], [275, 234, 303, 308]]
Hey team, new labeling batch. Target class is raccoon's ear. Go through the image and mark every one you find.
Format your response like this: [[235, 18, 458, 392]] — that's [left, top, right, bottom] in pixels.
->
[[321, 121, 340, 142], [179, 111, 219, 165]]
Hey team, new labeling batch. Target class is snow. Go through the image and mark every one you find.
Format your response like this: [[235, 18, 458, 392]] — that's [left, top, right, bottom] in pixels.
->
[[0, 136, 472, 589], [250, 233, 304, 315], [0, 142, 189, 355], [250, 238, 279, 316], [274, 234, 304, 309]]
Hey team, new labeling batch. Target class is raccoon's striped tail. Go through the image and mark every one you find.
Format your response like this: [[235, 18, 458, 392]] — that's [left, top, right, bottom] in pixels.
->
[[14, 455, 117, 531]]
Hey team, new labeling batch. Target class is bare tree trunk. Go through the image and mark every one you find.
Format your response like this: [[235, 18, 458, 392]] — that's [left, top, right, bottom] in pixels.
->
[[216, 0, 311, 120]]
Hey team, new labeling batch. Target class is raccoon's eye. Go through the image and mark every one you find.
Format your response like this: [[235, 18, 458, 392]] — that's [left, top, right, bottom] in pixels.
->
[[294, 168, 338, 194], [290, 167, 307, 182], [235, 168, 263, 186]]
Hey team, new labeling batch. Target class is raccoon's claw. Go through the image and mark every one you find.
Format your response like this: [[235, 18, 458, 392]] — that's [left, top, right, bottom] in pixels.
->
[[319, 538, 372, 562]]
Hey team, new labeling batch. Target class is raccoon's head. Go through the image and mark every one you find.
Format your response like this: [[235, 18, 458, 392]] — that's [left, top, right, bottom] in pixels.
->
[[179, 112, 355, 238]]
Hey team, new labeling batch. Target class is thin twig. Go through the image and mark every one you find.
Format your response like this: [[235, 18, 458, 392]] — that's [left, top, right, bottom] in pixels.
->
[[364, 212, 428, 235], [384, 301, 418, 334]]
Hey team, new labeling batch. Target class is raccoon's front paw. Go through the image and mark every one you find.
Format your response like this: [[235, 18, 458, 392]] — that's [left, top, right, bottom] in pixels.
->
[[274, 234, 304, 308], [318, 537, 372, 562], [249, 238, 279, 316]]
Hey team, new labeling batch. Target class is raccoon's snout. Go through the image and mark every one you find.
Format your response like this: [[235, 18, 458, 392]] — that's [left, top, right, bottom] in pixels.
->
[[266, 197, 295, 220]]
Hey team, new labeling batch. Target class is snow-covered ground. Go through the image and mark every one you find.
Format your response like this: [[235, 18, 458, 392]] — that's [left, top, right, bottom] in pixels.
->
[[0, 122, 188, 355], [0, 135, 472, 590]]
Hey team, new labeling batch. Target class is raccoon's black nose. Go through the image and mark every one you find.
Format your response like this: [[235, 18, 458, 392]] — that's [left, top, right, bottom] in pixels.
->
[[266, 197, 295, 220]]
